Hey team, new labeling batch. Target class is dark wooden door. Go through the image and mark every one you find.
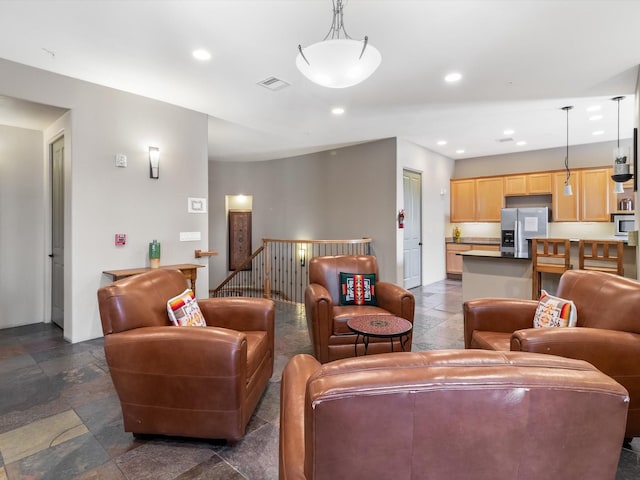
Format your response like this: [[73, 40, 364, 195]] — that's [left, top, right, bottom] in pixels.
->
[[228, 210, 252, 271]]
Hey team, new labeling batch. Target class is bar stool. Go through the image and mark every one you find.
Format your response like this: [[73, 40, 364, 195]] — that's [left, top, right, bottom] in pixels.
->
[[578, 240, 624, 276], [532, 238, 572, 299]]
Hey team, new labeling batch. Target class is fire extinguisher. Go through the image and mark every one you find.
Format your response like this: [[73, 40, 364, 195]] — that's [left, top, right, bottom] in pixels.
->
[[398, 209, 405, 229]]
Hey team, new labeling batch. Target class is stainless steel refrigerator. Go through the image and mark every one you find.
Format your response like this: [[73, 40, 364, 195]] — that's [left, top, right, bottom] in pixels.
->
[[500, 207, 549, 257]]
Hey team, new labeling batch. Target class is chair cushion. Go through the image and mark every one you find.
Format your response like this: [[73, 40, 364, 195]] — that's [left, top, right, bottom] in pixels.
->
[[339, 272, 377, 306], [167, 289, 206, 327], [470, 331, 511, 351], [533, 290, 577, 328]]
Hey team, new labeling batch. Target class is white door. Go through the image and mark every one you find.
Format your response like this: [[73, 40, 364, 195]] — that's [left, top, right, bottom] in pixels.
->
[[403, 170, 422, 289], [51, 136, 64, 329]]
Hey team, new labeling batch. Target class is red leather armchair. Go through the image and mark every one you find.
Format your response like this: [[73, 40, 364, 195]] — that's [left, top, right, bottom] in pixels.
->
[[304, 255, 415, 363], [97, 268, 274, 442], [280, 350, 629, 480], [464, 269, 640, 439]]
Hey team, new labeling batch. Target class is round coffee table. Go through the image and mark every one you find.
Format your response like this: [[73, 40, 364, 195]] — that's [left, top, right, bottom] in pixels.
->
[[347, 315, 413, 356]]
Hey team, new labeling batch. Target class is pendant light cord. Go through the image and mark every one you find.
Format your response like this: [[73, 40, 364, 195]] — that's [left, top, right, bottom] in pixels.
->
[[562, 106, 573, 185]]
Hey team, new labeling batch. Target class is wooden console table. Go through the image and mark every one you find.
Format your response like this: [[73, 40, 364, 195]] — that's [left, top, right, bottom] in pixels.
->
[[103, 264, 205, 296]]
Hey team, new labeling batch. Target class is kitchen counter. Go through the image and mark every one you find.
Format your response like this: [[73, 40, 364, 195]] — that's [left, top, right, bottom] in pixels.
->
[[459, 250, 530, 260]]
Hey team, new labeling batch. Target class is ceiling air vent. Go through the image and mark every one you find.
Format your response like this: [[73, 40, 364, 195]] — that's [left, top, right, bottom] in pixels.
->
[[496, 137, 514, 143], [257, 76, 290, 91]]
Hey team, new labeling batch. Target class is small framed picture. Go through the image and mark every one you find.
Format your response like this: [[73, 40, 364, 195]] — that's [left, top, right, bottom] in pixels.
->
[[188, 197, 207, 214]]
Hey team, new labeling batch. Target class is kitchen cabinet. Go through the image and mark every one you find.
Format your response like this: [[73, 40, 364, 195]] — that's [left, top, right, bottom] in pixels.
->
[[475, 177, 504, 221], [450, 179, 476, 222], [446, 243, 472, 276], [451, 177, 503, 222], [580, 168, 611, 221], [472, 244, 500, 252], [504, 173, 552, 195], [553, 168, 611, 221]]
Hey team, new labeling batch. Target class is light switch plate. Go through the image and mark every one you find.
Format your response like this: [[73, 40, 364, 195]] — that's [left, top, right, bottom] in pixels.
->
[[180, 231, 201, 242], [115, 153, 127, 167]]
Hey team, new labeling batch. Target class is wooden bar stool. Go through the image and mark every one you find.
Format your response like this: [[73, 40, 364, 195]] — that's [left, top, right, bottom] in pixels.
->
[[578, 240, 624, 276], [532, 238, 572, 299]]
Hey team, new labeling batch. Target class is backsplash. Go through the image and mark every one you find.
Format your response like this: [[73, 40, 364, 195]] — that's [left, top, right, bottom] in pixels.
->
[[446, 222, 616, 239]]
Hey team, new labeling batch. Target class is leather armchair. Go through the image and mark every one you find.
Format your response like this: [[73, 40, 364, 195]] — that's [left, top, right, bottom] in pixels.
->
[[464, 269, 640, 439], [97, 268, 274, 442], [304, 255, 415, 363], [279, 350, 629, 480]]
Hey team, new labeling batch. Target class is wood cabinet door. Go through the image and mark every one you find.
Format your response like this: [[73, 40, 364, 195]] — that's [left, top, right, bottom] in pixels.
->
[[446, 244, 472, 274], [552, 171, 579, 221], [527, 173, 552, 194], [504, 175, 527, 195], [580, 168, 610, 221], [450, 179, 476, 222], [475, 177, 503, 222], [472, 244, 500, 252]]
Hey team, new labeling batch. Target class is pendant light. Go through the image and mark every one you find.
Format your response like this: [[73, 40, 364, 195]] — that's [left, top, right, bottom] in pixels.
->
[[561, 106, 574, 196], [296, 0, 381, 88], [611, 96, 633, 183]]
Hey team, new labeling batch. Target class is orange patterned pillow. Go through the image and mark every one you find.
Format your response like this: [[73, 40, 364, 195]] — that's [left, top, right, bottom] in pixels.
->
[[533, 290, 577, 328], [167, 289, 206, 327]]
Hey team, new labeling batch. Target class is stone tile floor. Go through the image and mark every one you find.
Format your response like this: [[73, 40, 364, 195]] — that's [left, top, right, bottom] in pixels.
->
[[0, 279, 638, 479]]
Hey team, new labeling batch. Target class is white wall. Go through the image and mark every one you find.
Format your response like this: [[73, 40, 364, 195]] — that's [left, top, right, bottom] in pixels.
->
[[0, 58, 209, 342], [209, 139, 398, 285], [0, 126, 45, 327], [396, 139, 455, 285]]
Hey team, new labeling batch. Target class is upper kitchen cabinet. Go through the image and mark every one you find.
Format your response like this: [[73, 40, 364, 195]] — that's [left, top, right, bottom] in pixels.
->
[[475, 177, 504, 221], [553, 168, 611, 221], [504, 173, 552, 196], [450, 179, 476, 222], [580, 168, 611, 221], [552, 171, 580, 221], [451, 177, 503, 222]]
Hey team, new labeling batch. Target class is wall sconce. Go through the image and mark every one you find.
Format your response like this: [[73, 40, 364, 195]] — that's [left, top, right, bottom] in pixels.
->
[[299, 246, 306, 267], [149, 146, 160, 179]]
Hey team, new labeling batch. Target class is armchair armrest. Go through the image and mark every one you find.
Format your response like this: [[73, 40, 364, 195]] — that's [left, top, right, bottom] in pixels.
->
[[199, 297, 274, 333], [304, 283, 333, 363], [512, 327, 640, 376], [376, 281, 415, 321], [463, 298, 538, 348], [279, 354, 321, 480]]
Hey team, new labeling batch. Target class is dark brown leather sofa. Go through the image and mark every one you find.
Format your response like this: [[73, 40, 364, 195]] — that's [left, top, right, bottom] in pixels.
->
[[304, 255, 415, 363], [97, 268, 274, 442], [279, 350, 629, 480], [464, 269, 640, 440]]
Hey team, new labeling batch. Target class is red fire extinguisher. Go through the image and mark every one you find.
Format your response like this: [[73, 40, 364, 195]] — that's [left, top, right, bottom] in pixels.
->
[[398, 209, 405, 229]]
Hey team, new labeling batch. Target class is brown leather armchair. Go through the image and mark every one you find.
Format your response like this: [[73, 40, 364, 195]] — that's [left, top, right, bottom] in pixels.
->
[[304, 255, 415, 363], [464, 269, 640, 439], [97, 268, 274, 442], [279, 350, 629, 480]]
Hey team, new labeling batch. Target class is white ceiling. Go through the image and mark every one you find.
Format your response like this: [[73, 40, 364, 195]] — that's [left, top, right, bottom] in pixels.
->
[[0, 0, 638, 162]]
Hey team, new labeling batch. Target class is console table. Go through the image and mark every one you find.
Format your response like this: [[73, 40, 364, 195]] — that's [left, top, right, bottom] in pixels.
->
[[103, 264, 205, 296]]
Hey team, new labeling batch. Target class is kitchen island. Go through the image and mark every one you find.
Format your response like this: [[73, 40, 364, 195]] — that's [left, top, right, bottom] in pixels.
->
[[459, 250, 532, 301], [459, 238, 637, 302]]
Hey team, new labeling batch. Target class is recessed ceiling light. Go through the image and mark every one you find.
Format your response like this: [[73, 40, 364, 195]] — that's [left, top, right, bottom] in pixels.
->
[[503, 129, 515, 135], [192, 49, 211, 61], [437, 140, 447, 146], [456, 149, 465, 154], [516, 141, 527, 146], [589, 115, 603, 121], [331, 107, 345, 115], [592, 130, 605, 136], [586, 105, 601, 112], [445, 72, 462, 83]]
